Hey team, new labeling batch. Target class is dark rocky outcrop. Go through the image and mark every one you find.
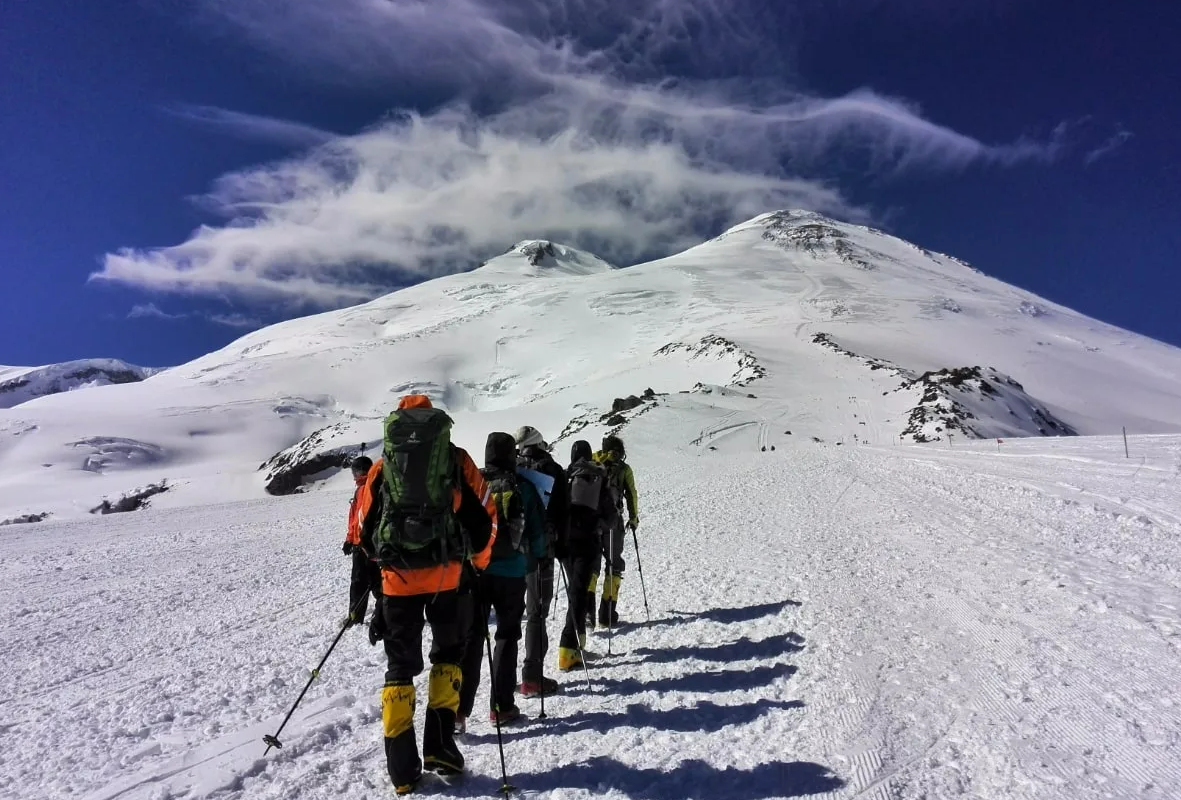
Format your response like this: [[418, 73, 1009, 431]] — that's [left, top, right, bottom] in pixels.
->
[[0, 512, 50, 526], [90, 481, 170, 514], [654, 335, 767, 386], [897, 366, 1077, 443], [259, 423, 364, 496]]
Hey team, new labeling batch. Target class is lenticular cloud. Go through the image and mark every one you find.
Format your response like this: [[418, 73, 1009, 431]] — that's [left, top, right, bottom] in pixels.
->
[[95, 0, 1060, 306]]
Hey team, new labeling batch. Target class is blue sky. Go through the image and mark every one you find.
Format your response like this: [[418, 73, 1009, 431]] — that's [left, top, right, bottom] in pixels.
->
[[2, 1, 1178, 368]]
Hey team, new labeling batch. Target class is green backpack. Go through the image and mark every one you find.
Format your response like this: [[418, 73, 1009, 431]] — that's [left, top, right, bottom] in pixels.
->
[[481, 468, 526, 559], [370, 406, 463, 569]]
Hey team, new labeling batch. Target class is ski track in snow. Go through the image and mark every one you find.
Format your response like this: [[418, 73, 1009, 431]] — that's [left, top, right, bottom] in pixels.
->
[[3, 437, 1181, 799]]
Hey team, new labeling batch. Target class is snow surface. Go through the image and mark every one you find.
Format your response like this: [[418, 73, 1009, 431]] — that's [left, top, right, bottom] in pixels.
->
[[4, 210, 1181, 523], [3, 428, 1180, 799], [0, 359, 157, 410]]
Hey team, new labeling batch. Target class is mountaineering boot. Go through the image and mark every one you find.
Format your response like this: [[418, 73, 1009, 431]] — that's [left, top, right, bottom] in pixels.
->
[[606, 574, 623, 626], [423, 664, 464, 776], [598, 594, 611, 628], [489, 705, 522, 725], [579, 632, 587, 650], [557, 646, 583, 672], [383, 682, 422, 792], [519, 676, 559, 697]]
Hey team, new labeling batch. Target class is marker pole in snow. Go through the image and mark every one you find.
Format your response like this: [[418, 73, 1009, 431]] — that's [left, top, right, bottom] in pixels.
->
[[263, 593, 368, 754], [630, 525, 651, 623], [474, 578, 515, 794], [1123, 426, 1129, 458], [558, 561, 593, 691]]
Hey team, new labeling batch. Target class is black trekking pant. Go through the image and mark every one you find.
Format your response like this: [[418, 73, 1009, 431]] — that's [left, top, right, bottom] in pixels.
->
[[560, 539, 599, 650], [458, 573, 526, 716], [380, 590, 464, 786], [349, 548, 381, 620], [600, 520, 626, 577], [522, 557, 554, 682]]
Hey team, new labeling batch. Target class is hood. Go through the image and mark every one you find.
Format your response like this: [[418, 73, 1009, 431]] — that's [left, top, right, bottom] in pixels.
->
[[484, 432, 517, 472], [570, 440, 593, 463], [398, 394, 433, 410]]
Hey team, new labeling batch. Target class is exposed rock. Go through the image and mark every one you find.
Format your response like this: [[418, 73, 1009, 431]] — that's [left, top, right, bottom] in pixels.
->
[[811, 333, 910, 377], [515, 240, 560, 266], [260, 423, 363, 496], [555, 389, 662, 444], [654, 335, 767, 386], [897, 366, 1077, 443], [90, 481, 170, 514], [0, 512, 50, 526], [758, 213, 887, 270]]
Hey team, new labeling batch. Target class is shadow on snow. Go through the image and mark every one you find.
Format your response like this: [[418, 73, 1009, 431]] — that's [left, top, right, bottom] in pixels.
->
[[584, 661, 798, 697], [524, 755, 843, 799], [649, 599, 803, 628], [630, 633, 804, 664], [467, 698, 804, 743]]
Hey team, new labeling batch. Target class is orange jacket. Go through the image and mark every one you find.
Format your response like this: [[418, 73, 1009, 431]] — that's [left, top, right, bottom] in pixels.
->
[[358, 395, 497, 596], [345, 477, 368, 546]]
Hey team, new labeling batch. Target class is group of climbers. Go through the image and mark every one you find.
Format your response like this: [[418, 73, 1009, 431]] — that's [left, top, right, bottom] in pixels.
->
[[341, 394, 640, 795]]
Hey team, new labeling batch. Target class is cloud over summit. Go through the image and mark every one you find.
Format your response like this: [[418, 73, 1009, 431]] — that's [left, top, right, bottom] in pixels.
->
[[96, 0, 1064, 307]]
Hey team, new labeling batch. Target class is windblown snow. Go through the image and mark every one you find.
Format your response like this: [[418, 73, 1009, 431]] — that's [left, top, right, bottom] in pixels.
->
[[3, 209, 1181, 797]]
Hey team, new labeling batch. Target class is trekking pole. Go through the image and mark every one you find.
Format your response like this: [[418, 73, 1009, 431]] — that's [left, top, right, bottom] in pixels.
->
[[263, 592, 368, 754], [538, 582, 547, 722], [558, 561, 593, 691], [630, 526, 651, 623], [474, 577, 515, 794], [605, 530, 614, 657]]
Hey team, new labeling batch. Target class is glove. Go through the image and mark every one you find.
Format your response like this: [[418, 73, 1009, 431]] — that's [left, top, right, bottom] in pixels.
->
[[342, 541, 354, 555], [627, 517, 639, 532], [368, 608, 388, 646]]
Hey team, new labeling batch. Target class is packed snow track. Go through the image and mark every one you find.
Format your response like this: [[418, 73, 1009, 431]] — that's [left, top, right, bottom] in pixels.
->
[[2, 435, 1179, 799]]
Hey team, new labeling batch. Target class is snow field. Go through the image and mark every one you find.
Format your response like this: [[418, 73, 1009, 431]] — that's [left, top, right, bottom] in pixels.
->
[[3, 432, 1181, 799]]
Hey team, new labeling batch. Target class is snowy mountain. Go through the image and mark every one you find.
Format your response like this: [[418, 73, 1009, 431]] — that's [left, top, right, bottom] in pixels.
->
[[3, 210, 1181, 523], [0, 358, 157, 409]]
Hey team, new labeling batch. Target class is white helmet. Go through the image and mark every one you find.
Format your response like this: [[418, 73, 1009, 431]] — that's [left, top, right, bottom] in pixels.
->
[[514, 425, 546, 449]]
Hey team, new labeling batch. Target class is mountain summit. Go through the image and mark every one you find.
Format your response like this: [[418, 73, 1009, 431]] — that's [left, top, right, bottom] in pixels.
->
[[479, 240, 617, 277], [3, 210, 1181, 520]]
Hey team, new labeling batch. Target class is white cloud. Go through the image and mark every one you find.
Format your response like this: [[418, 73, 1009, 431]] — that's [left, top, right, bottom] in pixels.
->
[[1085, 128, 1133, 165], [207, 312, 263, 329], [98, 0, 1065, 306], [127, 303, 186, 320], [165, 104, 339, 148]]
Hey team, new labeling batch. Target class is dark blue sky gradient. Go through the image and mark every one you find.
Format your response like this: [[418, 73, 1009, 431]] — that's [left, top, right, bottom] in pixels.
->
[[2, 1, 1178, 367]]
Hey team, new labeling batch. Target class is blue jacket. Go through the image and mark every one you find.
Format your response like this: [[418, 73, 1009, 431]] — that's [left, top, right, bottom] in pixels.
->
[[484, 475, 548, 579]]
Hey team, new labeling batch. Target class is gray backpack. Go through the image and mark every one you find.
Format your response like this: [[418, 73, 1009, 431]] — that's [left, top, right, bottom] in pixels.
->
[[568, 459, 605, 512]]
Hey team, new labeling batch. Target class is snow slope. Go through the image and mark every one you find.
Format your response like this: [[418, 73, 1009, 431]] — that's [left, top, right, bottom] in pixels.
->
[[3, 427, 1180, 799], [4, 210, 1181, 523], [0, 359, 157, 410]]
